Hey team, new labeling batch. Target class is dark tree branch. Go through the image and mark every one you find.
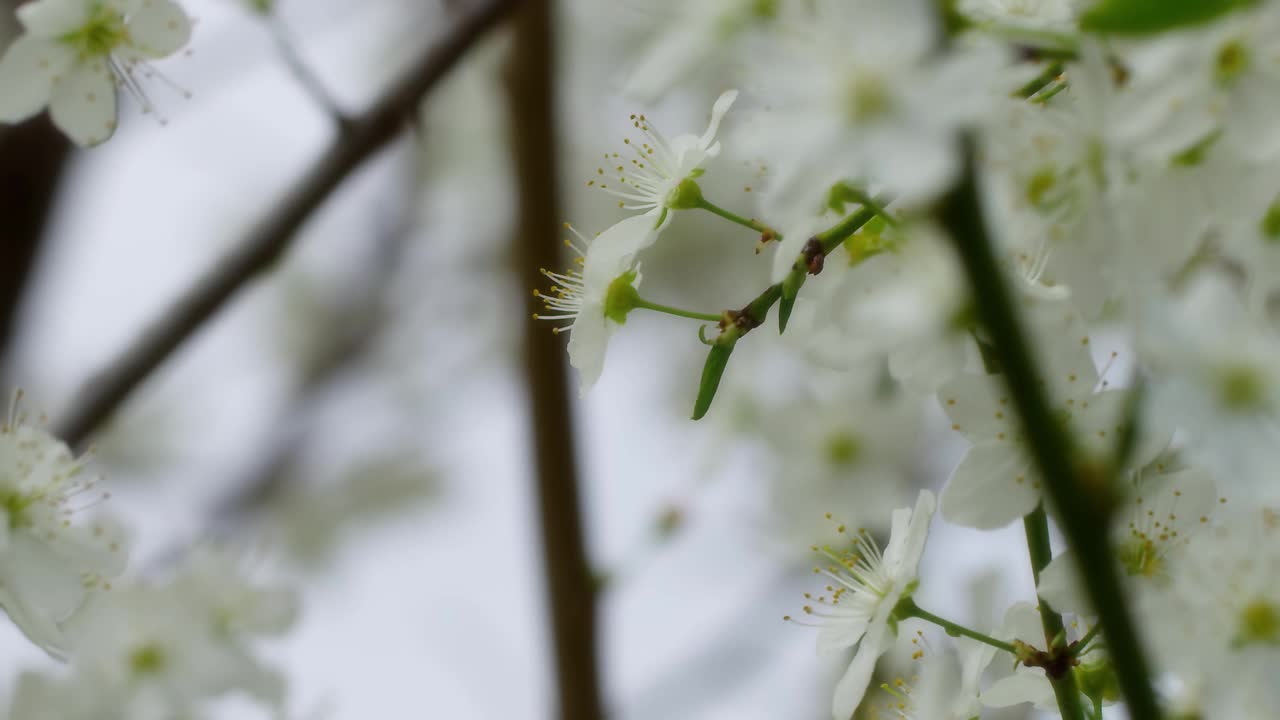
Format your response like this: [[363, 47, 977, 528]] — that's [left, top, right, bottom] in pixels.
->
[[55, 0, 519, 448], [507, 1, 605, 718], [0, 118, 71, 376]]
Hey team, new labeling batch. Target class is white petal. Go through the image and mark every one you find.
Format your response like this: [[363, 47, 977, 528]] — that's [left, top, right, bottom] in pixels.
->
[[983, 668, 1054, 708], [0, 574, 70, 658], [582, 214, 657, 286], [50, 61, 118, 146], [16, 0, 92, 37], [44, 513, 130, 578], [816, 613, 870, 656], [897, 489, 935, 572], [1037, 551, 1089, 616], [697, 88, 738, 150], [566, 304, 612, 396], [941, 441, 1039, 529], [831, 623, 888, 720], [125, 0, 192, 58], [0, 35, 71, 122], [1001, 601, 1044, 644], [8, 534, 87, 622], [938, 372, 1016, 442]]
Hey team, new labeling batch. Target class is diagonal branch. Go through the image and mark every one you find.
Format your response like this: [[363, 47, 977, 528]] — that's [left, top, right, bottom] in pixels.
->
[[55, 0, 520, 449]]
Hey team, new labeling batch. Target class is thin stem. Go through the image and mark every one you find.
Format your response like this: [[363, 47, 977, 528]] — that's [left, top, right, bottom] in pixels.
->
[[843, 188, 899, 227], [940, 136, 1161, 720], [900, 598, 1018, 655], [695, 197, 776, 236], [54, 0, 520, 449], [815, 204, 881, 250], [633, 297, 723, 323], [1074, 623, 1104, 656], [1016, 61, 1065, 99], [266, 15, 352, 128]]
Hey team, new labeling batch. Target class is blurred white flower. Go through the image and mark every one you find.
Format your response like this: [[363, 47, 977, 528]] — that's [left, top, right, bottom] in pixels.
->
[[789, 222, 974, 394], [1123, 3, 1280, 159], [1141, 275, 1280, 499], [65, 547, 298, 719], [0, 0, 192, 146], [1139, 507, 1280, 717], [958, 0, 1079, 30], [535, 221, 654, 394], [622, 0, 769, 102], [755, 367, 922, 548], [0, 414, 128, 657], [789, 490, 935, 720], [742, 0, 1004, 212]]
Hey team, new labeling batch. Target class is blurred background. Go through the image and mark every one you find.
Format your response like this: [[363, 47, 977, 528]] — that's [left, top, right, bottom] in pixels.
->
[[0, 1, 1040, 717]]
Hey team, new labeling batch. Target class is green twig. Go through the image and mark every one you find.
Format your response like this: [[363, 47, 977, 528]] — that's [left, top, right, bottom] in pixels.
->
[[633, 298, 723, 323], [695, 197, 776, 237], [898, 597, 1018, 655]]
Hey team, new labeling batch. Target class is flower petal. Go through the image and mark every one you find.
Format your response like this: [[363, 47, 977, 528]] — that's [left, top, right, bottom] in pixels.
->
[[816, 612, 870, 656], [0, 35, 71, 123], [831, 622, 888, 720], [938, 372, 1016, 443], [126, 0, 192, 58], [698, 89, 738, 149], [16, 0, 91, 37], [1037, 551, 1089, 616], [983, 668, 1054, 708], [566, 303, 612, 396], [941, 441, 1039, 529], [50, 60, 118, 147]]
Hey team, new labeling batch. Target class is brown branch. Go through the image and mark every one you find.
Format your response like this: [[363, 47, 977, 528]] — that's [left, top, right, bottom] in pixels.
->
[[55, 0, 520, 448], [0, 118, 71, 375], [507, 2, 605, 719]]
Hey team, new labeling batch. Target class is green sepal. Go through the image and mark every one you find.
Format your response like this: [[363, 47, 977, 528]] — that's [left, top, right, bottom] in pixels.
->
[[778, 270, 806, 333], [667, 178, 705, 210], [1080, 0, 1258, 36], [603, 271, 641, 325], [692, 338, 737, 420]]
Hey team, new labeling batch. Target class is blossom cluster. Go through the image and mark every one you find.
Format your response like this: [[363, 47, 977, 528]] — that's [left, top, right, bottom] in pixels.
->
[[546, 0, 1280, 717], [0, 402, 297, 719]]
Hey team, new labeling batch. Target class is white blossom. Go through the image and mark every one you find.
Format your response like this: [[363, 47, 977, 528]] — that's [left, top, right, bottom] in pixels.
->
[[0, 0, 192, 146], [534, 221, 653, 395], [789, 490, 936, 720], [0, 411, 128, 657]]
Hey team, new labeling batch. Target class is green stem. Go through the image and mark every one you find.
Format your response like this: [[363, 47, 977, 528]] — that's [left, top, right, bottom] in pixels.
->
[[695, 197, 776, 236], [633, 297, 723, 323], [1025, 505, 1088, 720], [845, 189, 899, 227], [899, 598, 1018, 655], [1074, 623, 1103, 656], [940, 136, 1161, 720], [1016, 61, 1064, 99], [815, 204, 881, 251]]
